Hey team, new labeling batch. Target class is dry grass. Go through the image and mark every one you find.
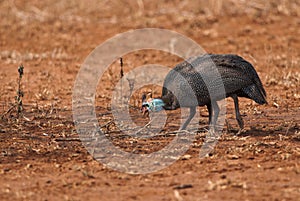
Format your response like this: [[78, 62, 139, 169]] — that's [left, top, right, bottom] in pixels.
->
[[1, 0, 299, 26]]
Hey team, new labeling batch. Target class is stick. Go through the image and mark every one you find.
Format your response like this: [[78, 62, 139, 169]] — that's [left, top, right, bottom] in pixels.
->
[[54, 138, 82, 142], [120, 57, 123, 105], [0, 104, 16, 119]]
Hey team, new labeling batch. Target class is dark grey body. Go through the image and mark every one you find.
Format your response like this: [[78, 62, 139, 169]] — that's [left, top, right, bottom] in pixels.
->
[[162, 54, 267, 131]]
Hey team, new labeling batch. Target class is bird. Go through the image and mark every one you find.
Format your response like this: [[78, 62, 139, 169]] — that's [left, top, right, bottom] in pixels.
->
[[141, 54, 267, 133]]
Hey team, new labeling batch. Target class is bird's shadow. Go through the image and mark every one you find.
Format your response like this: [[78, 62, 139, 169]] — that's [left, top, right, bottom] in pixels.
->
[[235, 129, 271, 137]]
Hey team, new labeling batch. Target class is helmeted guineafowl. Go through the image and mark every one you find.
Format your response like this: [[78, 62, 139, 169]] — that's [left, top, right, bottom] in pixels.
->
[[142, 54, 267, 132]]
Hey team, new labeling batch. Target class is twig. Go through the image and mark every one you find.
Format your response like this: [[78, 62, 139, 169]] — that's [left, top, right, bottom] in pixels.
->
[[100, 120, 113, 128], [134, 118, 155, 135], [120, 57, 123, 105], [0, 104, 16, 119], [16, 64, 24, 118], [120, 57, 124, 78], [127, 78, 135, 98], [285, 121, 294, 135], [173, 184, 193, 190], [54, 138, 82, 142]]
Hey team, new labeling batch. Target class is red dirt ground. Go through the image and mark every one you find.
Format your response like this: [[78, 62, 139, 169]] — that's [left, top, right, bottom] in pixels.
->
[[0, 1, 300, 200]]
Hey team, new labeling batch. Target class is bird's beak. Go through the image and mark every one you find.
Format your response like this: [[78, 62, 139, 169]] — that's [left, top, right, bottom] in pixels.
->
[[140, 104, 149, 117], [142, 107, 149, 117]]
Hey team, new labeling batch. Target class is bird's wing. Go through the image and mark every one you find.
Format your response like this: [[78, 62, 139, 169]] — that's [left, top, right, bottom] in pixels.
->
[[219, 67, 254, 94]]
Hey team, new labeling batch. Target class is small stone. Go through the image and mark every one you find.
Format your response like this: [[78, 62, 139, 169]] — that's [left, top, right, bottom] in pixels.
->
[[181, 154, 192, 160], [227, 154, 239, 160]]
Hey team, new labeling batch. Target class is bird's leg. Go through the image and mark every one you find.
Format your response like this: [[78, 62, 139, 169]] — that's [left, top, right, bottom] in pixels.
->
[[209, 101, 219, 132], [231, 94, 245, 134], [180, 107, 196, 130], [207, 103, 212, 125]]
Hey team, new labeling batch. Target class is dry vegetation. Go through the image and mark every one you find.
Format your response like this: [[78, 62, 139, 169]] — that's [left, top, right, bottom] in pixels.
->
[[0, 0, 300, 200]]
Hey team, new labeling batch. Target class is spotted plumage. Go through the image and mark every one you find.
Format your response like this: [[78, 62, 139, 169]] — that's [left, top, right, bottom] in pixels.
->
[[161, 54, 267, 131]]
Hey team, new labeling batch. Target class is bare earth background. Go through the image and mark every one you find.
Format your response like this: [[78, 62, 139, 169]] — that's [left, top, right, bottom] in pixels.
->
[[0, 0, 300, 200]]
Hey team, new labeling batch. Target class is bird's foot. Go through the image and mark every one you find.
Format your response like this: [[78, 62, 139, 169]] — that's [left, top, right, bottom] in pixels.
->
[[205, 127, 221, 142], [236, 128, 246, 135]]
